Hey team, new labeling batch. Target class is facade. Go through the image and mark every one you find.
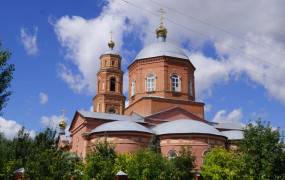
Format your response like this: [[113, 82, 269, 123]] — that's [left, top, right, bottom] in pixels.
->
[[59, 19, 244, 174]]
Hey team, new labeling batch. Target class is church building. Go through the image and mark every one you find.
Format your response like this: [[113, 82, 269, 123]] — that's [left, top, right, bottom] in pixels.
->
[[58, 16, 243, 173]]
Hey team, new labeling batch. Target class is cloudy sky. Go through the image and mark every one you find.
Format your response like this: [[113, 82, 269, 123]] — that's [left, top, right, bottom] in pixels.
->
[[0, 0, 284, 138]]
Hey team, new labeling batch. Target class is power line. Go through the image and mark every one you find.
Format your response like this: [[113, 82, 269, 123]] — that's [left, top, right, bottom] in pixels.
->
[[119, 0, 285, 72], [148, 0, 285, 57]]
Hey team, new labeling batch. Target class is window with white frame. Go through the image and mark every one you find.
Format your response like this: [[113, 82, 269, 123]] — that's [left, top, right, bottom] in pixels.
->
[[131, 80, 136, 96], [146, 74, 155, 92], [171, 74, 181, 92]]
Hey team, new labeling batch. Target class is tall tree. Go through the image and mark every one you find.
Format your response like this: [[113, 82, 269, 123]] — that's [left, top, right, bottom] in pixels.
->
[[84, 139, 117, 180], [0, 42, 15, 113], [201, 147, 249, 180], [240, 121, 285, 180]]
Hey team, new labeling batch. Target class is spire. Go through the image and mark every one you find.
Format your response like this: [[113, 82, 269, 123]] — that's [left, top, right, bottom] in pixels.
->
[[108, 31, 115, 50], [59, 108, 67, 135], [156, 8, 167, 41]]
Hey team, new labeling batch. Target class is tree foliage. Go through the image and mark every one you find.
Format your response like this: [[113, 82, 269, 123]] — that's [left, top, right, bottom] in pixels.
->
[[84, 140, 195, 180], [0, 128, 83, 179], [115, 149, 167, 180], [201, 147, 249, 180], [114, 148, 195, 180], [84, 139, 117, 180], [0, 42, 15, 114], [166, 148, 195, 180], [240, 121, 285, 180], [201, 120, 285, 180]]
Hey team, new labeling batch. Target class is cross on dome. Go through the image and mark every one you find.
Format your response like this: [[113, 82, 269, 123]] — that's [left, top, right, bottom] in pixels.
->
[[59, 108, 67, 130], [156, 8, 167, 41], [108, 30, 115, 50]]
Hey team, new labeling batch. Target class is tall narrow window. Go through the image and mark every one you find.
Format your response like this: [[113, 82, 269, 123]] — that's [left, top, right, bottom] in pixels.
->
[[189, 79, 193, 96], [146, 74, 155, 92], [97, 103, 100, 112], [110, 77, 116, 92], [171, 74, 181, 92], [131, 80, 136, 96]]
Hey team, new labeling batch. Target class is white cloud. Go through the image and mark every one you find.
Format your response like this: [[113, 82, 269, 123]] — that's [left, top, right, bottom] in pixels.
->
[[53, 0, 285, 104], [0, 117, 36, 139], [212, 108, 243, 123], [39, 92, 48, 105], [189, 52, 233, 98], [41, 115, 62, 130], [20, 27, 39, 55]]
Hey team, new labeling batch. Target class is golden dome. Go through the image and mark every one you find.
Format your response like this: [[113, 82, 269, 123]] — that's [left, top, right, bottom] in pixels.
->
[[156, 8, 167, 40], [108, 30, 115, 50], [156, 25, 167, 39], [59, 119, 67, 129], [108, 40, 115, 50]]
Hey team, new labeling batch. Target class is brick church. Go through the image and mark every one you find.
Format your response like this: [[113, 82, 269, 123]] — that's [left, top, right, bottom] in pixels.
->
[[58, 17, 243, 173]]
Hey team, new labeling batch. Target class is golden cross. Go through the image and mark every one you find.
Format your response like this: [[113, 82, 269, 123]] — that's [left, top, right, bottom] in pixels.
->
[[158, 8, 165, 26]]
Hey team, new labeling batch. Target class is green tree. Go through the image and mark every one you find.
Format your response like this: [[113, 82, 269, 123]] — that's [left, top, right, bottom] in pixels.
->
[[114, 148, 167, 180], [166, 148, 195, 180], [84, 139, 117, 180], [114, 148, 195, 180], [0, 128, 83, 179], [25, 128, 83, 179], [0, 42, 15, 114], [201, 147, 249, 180], [240, 121, 285, 180], [0, 132, 12, 178]]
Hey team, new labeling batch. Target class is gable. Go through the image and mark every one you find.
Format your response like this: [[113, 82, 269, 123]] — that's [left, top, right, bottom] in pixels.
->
[[69, 111, 86, 132], [145, 106, 205, 124]]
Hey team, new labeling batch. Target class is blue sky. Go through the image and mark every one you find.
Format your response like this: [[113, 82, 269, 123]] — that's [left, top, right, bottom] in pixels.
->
[[0, 0, 284, 138]]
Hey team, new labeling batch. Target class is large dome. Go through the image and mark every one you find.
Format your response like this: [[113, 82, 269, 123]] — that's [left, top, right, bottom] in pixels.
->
[[91, 120, 153, 134], [135, 41, 189, 60], [152, 119, 225, 137]]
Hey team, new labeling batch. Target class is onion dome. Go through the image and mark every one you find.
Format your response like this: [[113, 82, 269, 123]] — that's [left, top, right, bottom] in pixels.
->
[[91, 120, 153, 134], [156, 8, 167, 41], [156, 22, 167, 41], [59, 119, 67, 129], [102, 31, 120, 56], [59, 109, 67, 135], [108, 39, 115, 50], [152, 119, 225, 137], [135, 9, 189, 60]]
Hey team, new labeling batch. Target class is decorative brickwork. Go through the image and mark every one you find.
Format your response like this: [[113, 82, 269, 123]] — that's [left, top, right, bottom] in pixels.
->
[[93, 53, 125, 114]]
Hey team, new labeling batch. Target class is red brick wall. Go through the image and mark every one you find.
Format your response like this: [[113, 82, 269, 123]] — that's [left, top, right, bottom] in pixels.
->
[[159, 134, 226, 169]]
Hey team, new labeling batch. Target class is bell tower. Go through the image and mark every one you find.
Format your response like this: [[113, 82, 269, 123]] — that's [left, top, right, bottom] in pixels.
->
[[93, 34, 125, 114]]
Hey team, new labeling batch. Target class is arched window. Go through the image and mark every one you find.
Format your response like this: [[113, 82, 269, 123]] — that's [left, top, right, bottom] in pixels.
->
[[110, 77, 116, 92], [107, 107, 116, 114], [167, 150, 177, 159], [202, 149, 210, 165], [171, 74, 181, 92], [146, 74, 155, 92], [131, 80, 136, 96], [189, 78, 193, 96]]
